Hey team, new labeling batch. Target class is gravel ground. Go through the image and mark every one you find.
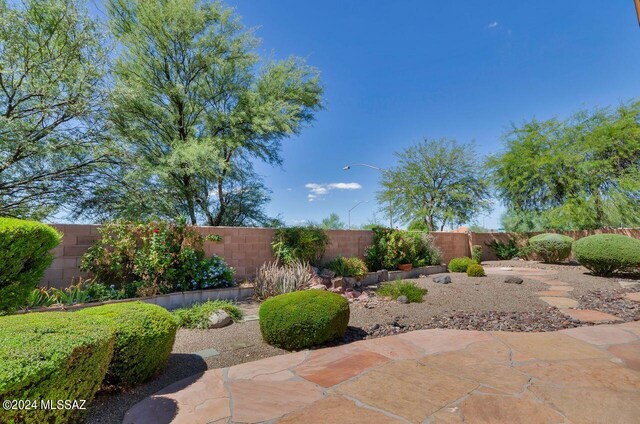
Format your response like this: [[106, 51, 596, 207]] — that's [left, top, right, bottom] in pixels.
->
[[86, 261, 639, 424]]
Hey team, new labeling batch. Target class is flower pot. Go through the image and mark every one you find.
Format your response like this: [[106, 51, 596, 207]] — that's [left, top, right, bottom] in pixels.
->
[[398, 263, 413, 271]]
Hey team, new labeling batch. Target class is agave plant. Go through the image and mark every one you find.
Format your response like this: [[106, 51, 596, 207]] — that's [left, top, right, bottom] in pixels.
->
[[253, 261, 312, 299]]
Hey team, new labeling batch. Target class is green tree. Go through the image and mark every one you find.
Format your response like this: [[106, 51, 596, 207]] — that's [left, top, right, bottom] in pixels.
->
[[488, 102, 640, 230], [0, 0, 108, 219], [78, 0, 322, 225], [378, 138, 492, 231], [320, 213, 346, 229]]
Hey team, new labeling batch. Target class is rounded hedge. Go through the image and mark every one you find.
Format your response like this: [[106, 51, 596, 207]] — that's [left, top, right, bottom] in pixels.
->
[[448, 257, 476, 273], [466, 263, 486, 277], [78, 302, 177, 387], [572, 234, 640, 276], [0, 218, 61, 315], [529, 233, 573, 263], [259, 290, 349, 350], [0, 312, 115, 424]]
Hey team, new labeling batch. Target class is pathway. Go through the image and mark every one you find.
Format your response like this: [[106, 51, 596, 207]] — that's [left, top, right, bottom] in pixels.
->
[[124, 321, 640, 423]]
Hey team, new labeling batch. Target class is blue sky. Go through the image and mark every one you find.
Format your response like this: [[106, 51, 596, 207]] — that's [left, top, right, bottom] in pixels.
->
[[90, 1, 640, 229]]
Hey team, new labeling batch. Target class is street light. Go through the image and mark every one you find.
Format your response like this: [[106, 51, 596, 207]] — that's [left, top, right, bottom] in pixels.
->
[[348, 201, 369, 229], [343, 163, 393, 228]]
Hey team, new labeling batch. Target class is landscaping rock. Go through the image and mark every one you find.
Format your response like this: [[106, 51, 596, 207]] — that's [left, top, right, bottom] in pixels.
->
[[309, 284, 327, 290], [433, 275, 452, 284], [397, 295, 409, 304], [331, 277, 345, 290], [208, 310, 232, 329], [329, 287, 345, 295], [504, 276, 524, 284], [309, 275, 329, 287], [344, 277, 357, 289], [321, 269, 336, 279], [311, 266, 320, 276]]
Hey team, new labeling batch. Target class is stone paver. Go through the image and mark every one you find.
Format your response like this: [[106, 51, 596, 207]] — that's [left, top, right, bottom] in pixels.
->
[[561, 308, 624, 323], [125, 322, 640, 424], [626, 292, 640, 302], [539, 296, 579, 308]]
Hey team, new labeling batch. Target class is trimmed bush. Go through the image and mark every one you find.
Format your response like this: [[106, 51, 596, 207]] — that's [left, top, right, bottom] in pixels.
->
[[471, 245, 483, 263], [573, 234, 640, 276], [448, 257, 476, 273], [78, 302, 177, 387], [259, 290, 349, 350], [326, 256, 368, 278], [529, 233, 573, 263], [0, 218, 61, 314], [0, 312, 115, 424], [377, 280, 427, 303], [173, 300, 243, 329], [467, 263, 486, 277]]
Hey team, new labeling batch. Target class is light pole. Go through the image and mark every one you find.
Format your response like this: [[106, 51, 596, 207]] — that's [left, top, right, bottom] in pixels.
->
[[343, 163, 393, 228], [348, 201, 369, 229], [636, 0, 640, 26]]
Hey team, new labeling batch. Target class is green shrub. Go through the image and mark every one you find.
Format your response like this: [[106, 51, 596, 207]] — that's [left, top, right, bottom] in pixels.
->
[[472, 245, 483, 263], [78, 302, 177, 387], [0, 312, 115, 424], [377, 280, 427, 303], [448, 257, 476, 272], [259, 290, 349, 350], [466, 263, 486, 277], [529, 233, 573, 263], [173, 300, 243, 329], [253, 261, 312, 299], [573, 234, 640, 276], [485, 239, 521, 260], [0, 218, 61, 315], [326, 256, 368, 278], [80, 219, 231, 297], [365, 226, 441, 271], [271, 226, 330, 265]]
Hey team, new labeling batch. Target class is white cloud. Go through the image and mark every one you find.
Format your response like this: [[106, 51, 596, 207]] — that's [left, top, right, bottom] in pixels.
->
[[305, 182, 362, 202], [487, 21, 499, 29]]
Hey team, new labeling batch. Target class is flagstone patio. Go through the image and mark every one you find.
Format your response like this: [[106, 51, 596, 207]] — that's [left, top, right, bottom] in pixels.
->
[[124, 321, 640, 424]]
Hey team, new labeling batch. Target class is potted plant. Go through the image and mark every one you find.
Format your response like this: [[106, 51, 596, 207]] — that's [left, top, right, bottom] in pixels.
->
[[398, 263, 413, 271]]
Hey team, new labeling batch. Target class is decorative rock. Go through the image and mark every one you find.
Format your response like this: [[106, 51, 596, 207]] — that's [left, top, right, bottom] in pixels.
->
[[310, 266, 320, 276], [309, 284, 327, 290], [321, 269, 336, 279], [329, 287, 345, 295], [331, 277, 345, 290], [500, 267, 514, 271], [358, 292, 369, 301], [504, 276, 523, 284], [309, 275, 326, 287], [397, 295, 409, 304], [344, 277, 357, 289], [208, 310, 232, 329], [433, 275, 452, 285]]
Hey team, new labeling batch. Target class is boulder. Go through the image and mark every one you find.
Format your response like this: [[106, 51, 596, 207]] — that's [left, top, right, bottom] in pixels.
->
[[504, 276, 524, 284], [433, 275, 452, 285], [328, 287, 345, 295], [344, 277, 357, 289], [397, 295, 409, 304], [331, 277, 345, 290], [309, 275, 328, 287], [208, 310, 232, 329], [321, 269, 336, 279], [309, 284, 327, 290]]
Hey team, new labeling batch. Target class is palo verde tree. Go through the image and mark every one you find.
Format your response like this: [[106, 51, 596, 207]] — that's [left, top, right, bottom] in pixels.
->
[[0, 0, 108, 219], [488, 101, 640, 231], [378, 138, 491, 231], [78, 0, 322, 226]]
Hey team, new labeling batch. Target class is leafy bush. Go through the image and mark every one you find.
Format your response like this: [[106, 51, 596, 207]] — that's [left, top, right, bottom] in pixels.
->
[[0, 218, 62, 315], [78, 302, 177, 388], [271, 226, 330, 265], [0, 312, 115, 423], [81, 219, 231, 297], [259, 290, 349, 350], [326, 256, 368, 278], [529, 233, 573, 263], [377, 280, 427, 303], [448, 257, 476, 272], [466, 263, 486, 277], [485, 239, 521, 260], [472, 245, 483, 263], [573, 234, 640, 276], [365, 227, 441, 271], [253, 261, 311, 299], [23, 280, 125, 310], [173, 300, 243, 329]]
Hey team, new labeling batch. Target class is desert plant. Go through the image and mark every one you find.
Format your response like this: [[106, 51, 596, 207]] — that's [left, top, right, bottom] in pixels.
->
[[0, 312, 115, 423], [466, 263, 486, 277], [377, 280, 427, 303], [78, 302, 177, 388], [448, 257, 476, 272], [572, 234, 640, 276], [326, 256, 368, 278], [24, 288, 58, 309], [529, 233, 573, 263], [259, 290, 349, 350], [253, 261, 312, 299], [173, 300, 243, 329], [0, 218, 62, 314], [485, 239, 521, 260], [365, 227, 441, 271], [472, 245, 483, 263], [271, 226, 330, 265]]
